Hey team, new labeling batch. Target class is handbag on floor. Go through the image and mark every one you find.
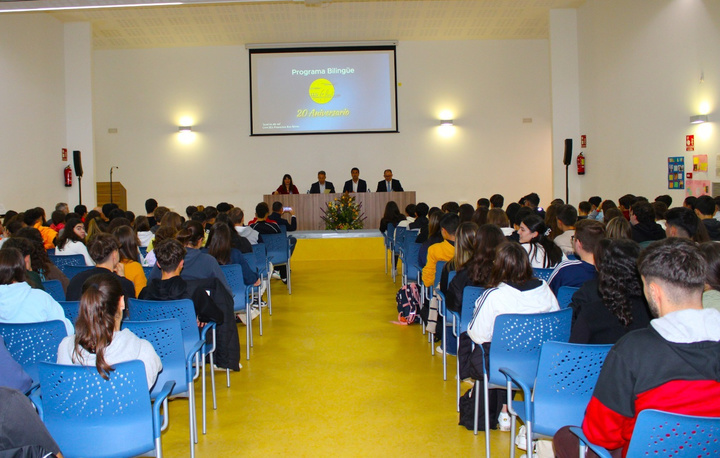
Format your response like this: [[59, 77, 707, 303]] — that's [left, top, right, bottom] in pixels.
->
[[396, 283, 420, 324]]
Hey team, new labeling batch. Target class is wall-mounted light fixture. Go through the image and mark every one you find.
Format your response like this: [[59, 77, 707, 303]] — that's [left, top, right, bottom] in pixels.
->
[[690, 115, 709, 124], [178, 125, 192, 133], [440, 119, 453, 126]]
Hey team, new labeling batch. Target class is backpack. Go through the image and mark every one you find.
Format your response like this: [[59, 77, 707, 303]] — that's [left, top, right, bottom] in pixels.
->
[[396, 283, 421, 324]]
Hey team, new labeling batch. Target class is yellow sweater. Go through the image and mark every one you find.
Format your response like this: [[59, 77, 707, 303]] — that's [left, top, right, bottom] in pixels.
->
[[422, 240, 455, 287], [121, 259, 147, 297]]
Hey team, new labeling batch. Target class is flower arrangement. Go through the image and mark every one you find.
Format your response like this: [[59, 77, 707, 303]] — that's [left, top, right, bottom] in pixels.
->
[[321, 193, 366, 230]]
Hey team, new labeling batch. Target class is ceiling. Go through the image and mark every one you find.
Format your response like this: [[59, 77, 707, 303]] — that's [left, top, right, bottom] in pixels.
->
[[6, 0, 585, 49]]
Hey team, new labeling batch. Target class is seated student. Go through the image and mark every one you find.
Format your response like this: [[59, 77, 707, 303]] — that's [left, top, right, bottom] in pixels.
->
[[54, 217, 94, 266], [629, 200, 665, 243], [112, 226, 147, 298], [204, 223, 260, 288], [269, 202, 298, 255], [470, 206, 488, 226], [140, 239, 240, 371], [489, 194, 504, 209], [568, 238, 650, 344], [143, 226, 177, 267], [49, 210, 65, 234], [58, 273, 161, 389], [664, 206, 710, 242], [309, 170, 335, 194], [0, 387, 63, 457], [65, 233, 136, 302], [700, 242, 720, 313], [2, 237, 45, 290], [517, 214, 565, 269], [408, 202, 429, 241], [543, 203, 563, 242], [465, 241, 559, 430], [23, 207, 56, 249], [486, 208, 513, 236], [0, 336, 33, 392], [421, 213, 459, 288], [396, 204, 417, 229], [554, 238, 720, 458], [694, 195, 720, 241], [379, 201, 405, 234], [228, 207, 259, 246], [0, 248, 73, 334], [249, 203, 287, 282], [548, 219, 605, 296], [652, 200, 668, 230], [553, 204, 578, 255], [134, 215, 154, 248], [605, 216, 632, 240], [16, 227, 69, 291], [577, 201, 591, 220], [418, 210, 444, 267]]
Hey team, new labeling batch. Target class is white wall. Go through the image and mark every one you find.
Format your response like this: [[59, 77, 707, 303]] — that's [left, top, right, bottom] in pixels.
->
[[577, 0, 720, 204], [0, 14, 67, 214], [92, 40, 553, 215]]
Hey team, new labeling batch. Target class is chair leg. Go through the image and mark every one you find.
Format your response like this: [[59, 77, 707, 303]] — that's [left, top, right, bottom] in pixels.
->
[[483, 375, 491, 456], [442, 319, 447, 381], [266, 274, 273, 316], [209, 351, 217, 410], [287, 260, 292, 295], [257, 289, 263, 336], [473, 379, 480, 435], [456, 327, 461, 412], [201, 355, 207, 435], [156, 437, 163, 458], [246, 300, 251, 360]]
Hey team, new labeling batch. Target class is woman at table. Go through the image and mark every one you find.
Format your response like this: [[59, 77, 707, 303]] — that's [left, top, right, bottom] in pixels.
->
[[273, 174, 299, 195]]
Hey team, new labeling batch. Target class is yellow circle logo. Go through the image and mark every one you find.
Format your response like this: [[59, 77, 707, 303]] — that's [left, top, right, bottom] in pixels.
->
[[309, 79, 335, 104]]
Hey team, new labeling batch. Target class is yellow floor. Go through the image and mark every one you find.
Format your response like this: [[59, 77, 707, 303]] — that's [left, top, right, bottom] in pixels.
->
[[160, 258, 519, 457]]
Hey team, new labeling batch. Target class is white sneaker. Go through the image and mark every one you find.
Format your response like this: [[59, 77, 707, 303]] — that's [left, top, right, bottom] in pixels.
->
[[515, 425, 527, 450], [498, 412, 511, 432], [271, 271, 281, 280], [435, 345, 444, 355], [214, 363, 242, 371]]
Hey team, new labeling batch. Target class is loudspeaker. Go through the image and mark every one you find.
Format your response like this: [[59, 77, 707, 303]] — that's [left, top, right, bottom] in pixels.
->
[[73, 150, 83, 177], [563, 139, 572, 166]]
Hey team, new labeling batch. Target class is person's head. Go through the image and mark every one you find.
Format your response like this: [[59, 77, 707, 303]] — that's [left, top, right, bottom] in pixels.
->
[[22, 208, 43, 227], [441, 201, 460, 214], [145, 198, 158, 214], [594, 238, 643, 325], [216, 202, 232, 214], [638, 238, 707, 317], [453, 222, 479, 269], [112, 225, 140, 263], [50, 210, 65, 227], [404, 204, 417, 218], [518, 214, 547, 244], [74, 205, 88, 218], [282, 174, 293, 187], [700, 242, 720, 292], [101, 203, 118, 220], [0, 247, 26, 285], [489, 242, 533, 287], [655, 195, 672, 207], [351, 167, 360, 180], [556, 204, 578, 229], [427, 209, 444, 238], [382, 201, 401, 220], [415, 203, 429, 219], [505, 203, 521, 228], [85, 210, 102, 227], [15, 227, 50, 272], [439, 213, 460, 241], [255, 202, 270, 219], [523, 193, 540, 208], [618, 194, 635, 210], [578, 201, 591, 216], [185, 205, 198, 219], [160, 211, 184, 232], [74, 273, 126, 379], [652, 201, 668, 221], [87, 233, 121, 266], [176, 221, 205, 249], [664, 206, 710, 242], [2, 237, 34, 271], [573, 219, 605, 260], [383, 169, 393, 182], [476, 198, 490, 209], [272, 202, 284, 213], [106, 217, 132, 234], [600, 200, 617, 213], [153, 206, 170, 225], [605, 216, 632, 240], [134, 216, 150, 232], [630, 201, 654, 225], [107, 208, 125, 222], [470, 206, 489, 226], [228, 207, 245, 226], [603, 207, 623, 225], [56, 218, 86, 249], [459, 204, 475, 223], [487, 208, 510, 228], [85, 218, 103, 239], [317, 171, 327, 184], [155, 238, 187, 274], [205, 222, 233, 265], [466, 224, 505, 285], [694, 195, 716, 218], [684, 196, 697, 209], [588, 196, 602, 209], [550, 198, 565, 207], [489, 194, 504, 209], [513, 206, 534, 230], [191, 211, 207, 225], [55, 202, 69, 214], [153, 225, 178, 247], [204, 206, 218, 223], [519, 214, 563, 267]]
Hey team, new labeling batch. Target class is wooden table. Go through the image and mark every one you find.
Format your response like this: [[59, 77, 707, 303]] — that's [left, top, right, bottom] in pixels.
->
[[263, 192, 416, 231]]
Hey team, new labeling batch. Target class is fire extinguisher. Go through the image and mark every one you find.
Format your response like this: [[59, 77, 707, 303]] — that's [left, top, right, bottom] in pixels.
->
[[64, 165, 73, 187], [577, 152, 585, 175]]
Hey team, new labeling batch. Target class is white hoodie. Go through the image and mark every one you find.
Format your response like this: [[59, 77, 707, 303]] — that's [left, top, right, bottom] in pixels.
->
[[0, 282, 73, 334]]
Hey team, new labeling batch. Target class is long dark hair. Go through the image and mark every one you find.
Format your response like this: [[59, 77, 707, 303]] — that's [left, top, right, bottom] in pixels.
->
[[73, 273, 124, 380], [14, 227, 53, 275], [280, 173, 294, 191], [453, 222, 479, 269], [521, 214, 563, 268], [595, 239, 643, 326], [382, 201, 405, 225], [56, 218, 86, 249], [466, 224, 505, 286], [488, 242, 534, 287], [206, 222, 233, 265], [113, 225, 140, 263], [177, 220, 205, 248]]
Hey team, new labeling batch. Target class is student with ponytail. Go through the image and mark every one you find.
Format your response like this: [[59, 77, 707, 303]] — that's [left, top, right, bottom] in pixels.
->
[[517, 214, 565, 268], [57, 272, 161, 389]]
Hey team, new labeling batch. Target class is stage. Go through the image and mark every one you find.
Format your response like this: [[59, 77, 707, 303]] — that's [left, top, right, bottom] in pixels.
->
[[291, 229, 385, 262]]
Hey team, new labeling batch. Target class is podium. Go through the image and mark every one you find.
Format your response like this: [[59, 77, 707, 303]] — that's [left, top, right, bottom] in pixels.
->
[[96, 182, 127, 210], [263, 192, 416, 231]]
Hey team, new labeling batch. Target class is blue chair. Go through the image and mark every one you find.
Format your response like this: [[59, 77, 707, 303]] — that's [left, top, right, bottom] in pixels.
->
[[556, 286, 579, 309], [437, 270, 456, 381], [32, 360, 174, 458], [570, 409, 720, 458], [402, 241, 422, 286], [252, 243, 272, 315], [61, 265, 93, 280], [532, 267, 554, 282], [139, 245, 148, 258], [0, 320, 68, 383], [143, 265, 154, 278], [242, 252, 265, 336], [47, 253, 84, 269], [384, 223, 395, 275], [41, 279, 65, 301], [263, 232, 292, 294], [392, 226, 407, 283], [427, 260, 447, 356], [446, 285, 486, 411], [220, 264, 254, 361], [58, 300, 80, 324], [475, 309, 572, 458], [127, 299, 214, 438], [500, 342, 612, 458]]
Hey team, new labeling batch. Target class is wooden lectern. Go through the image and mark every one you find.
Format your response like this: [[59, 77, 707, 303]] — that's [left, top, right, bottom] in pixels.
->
[[96, 182, 127, 210]]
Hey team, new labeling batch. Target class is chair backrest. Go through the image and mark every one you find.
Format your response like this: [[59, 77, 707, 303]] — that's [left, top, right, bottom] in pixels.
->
[[487, 308, 572, 387], [242, 252, 259, 275], [556, 286, 579, 309], [262, 233, 289, 265], [38, 360, 155, 458], [532, 341, 612, 436], [403, 242, 422, 282], [393, 226, 407, 253], [384, 223, 395, 249], [48, 253, 85, 268], [220, 264, 247, 293], [142, 265, 154, 278], [58, 301, 80, 324], [0, 320, 68, 372], [122, 319, 189, 396], [433, 261, 447, 288], [127, 298, 199, 358], [251, 243, 269, 275], [459, 286, 486, 332], [625, 409, 720, 456], [61, 265, 94, 280], [532, 268, 554, 281], [41, 279, 65, 301]]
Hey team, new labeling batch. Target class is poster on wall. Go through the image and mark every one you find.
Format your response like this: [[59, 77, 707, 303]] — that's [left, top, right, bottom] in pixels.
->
[[686, 179, 711, 196], [693, 154, 708, 172], [686, 135, 695, 151], [668, 156, 685, 189]]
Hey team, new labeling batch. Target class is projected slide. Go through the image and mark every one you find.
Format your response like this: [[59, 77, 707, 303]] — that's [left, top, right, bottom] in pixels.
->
[[249, 46, 398, 135]]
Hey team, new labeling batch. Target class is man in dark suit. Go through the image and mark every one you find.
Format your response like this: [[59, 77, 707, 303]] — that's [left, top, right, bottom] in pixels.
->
[[376, 169, 404, 192], [309, 170, 335, 194], [342, 167, 368, 193]]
